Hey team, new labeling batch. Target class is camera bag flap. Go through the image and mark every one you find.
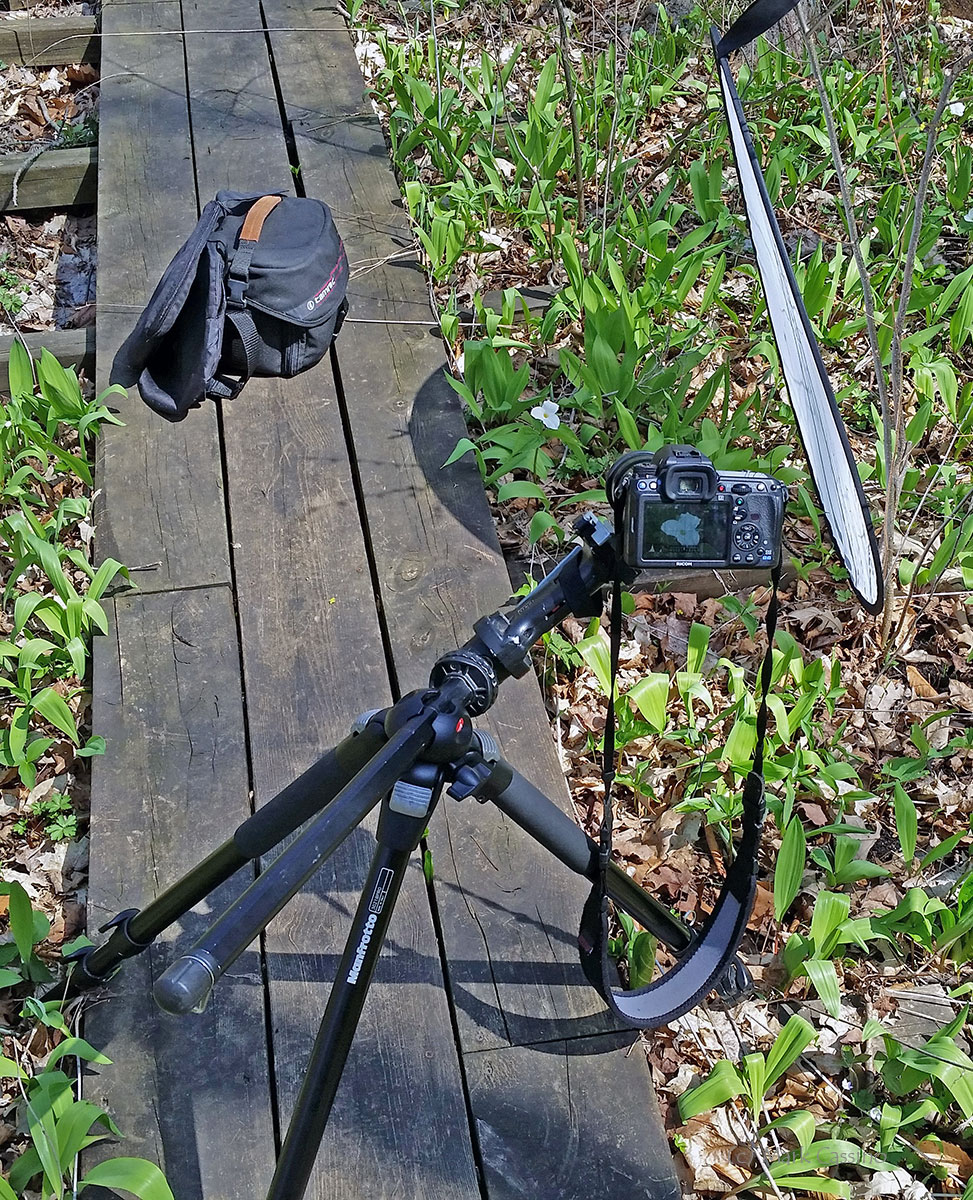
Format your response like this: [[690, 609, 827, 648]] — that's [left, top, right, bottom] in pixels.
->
[[110, 190, 349, 422]]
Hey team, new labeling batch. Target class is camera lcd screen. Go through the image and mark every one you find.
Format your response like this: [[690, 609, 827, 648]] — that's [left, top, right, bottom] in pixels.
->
[[638, 501, 730, 562]]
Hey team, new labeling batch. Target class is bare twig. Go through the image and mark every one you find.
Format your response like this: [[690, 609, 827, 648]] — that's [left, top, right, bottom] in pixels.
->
[[798, 4, 889, 522], [883, 45, 973, 629], [552, 0, 586, 225]]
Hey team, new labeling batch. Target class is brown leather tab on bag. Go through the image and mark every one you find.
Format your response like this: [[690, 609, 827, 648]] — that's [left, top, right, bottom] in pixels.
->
[[240, 194, 283, 242]]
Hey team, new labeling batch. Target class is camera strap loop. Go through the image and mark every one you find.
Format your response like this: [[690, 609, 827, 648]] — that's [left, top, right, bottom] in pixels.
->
[[578, 518, 782, 1027]]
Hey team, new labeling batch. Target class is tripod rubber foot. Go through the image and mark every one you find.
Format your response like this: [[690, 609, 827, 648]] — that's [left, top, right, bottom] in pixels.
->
[[154, 950, 220, 1015]]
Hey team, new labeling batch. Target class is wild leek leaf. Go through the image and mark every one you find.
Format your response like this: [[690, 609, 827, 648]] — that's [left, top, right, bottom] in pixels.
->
[[764, 1014, 816, 1090], [80, 1157, 175, 1200], [774, 817, 806, 921], [677, 1058, 742, 1122]]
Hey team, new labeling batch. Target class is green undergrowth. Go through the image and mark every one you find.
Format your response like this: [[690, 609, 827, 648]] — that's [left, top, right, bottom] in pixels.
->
[[355, 0, 973, 1195], [0, 344, 172, 1197]]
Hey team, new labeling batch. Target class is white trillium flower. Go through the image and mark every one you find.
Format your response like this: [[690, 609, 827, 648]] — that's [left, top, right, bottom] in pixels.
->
[[949, 100, 966, 118], [531, 399, 560, 430]]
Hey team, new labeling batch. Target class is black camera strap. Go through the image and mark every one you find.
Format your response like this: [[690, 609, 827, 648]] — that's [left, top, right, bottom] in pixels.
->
[[577, 524, 781, 1026]]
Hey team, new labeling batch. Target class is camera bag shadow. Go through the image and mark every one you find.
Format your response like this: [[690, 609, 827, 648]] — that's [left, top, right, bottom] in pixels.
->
[[110, 190, 349, 422]]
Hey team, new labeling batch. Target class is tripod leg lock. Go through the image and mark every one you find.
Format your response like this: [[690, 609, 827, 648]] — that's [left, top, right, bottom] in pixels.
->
[[98, 908, 152, 948], [59, 909, 152, 992]]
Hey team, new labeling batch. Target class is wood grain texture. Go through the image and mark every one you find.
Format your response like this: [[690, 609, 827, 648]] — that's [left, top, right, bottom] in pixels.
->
[[85, 589, 276, 1200], [184, 5, 481, 1195], [0, 16, 98, 66], [266, 0, 619, 1046], [465, 1035, 681, 1200], [0, 328, 93, 392], [0, 147, 96, 212], [263, 14, 680, 1198], [94, 1, 230, 591]]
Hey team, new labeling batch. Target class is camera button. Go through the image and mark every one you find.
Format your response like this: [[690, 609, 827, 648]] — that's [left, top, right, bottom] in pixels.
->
[[731, 483, 751, 494]]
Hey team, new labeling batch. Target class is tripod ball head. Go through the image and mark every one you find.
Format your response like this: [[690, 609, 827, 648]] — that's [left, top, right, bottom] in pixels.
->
[[383, 687, 476, 764]]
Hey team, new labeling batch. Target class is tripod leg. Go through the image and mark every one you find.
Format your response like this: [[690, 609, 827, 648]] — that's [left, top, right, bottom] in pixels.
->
[[155, 717, 434, 1014], [484, 760, 694, 953], [62, 720, 388, 993], [266, 802, 427, 1200]]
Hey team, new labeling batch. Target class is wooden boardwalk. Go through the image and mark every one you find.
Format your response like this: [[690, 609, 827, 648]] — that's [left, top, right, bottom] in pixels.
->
[[86, 2, 681, 1197]]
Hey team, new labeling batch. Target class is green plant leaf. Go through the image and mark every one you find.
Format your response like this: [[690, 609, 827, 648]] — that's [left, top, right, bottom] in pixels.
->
[[496, 480, 548, 503], [919, 829, 966, 870], [576, 627, 613, 696], [758, 1109, 815, 1153], [810, 891, 850, 955], [803, 957, 842, 1018], [627, 674, 669, 732], [764, 1014, 816, 1090], [774, 817, 806, 921], [7, 338, 34, 398], [758, 1173, 849, 1197], [32, 688, 79, 743], [893, 784, 917, 863], [80, 1157, 176, 1200], [629, 931, 656, 989], [686, 622, 711, 673], [52, 1101, 118, 1172], [0, 880, 36, 964], [770, 1138, 894, 1176], [441, 437, 478, 468], [45, 1038, 112, 1070], [0, 1055, 27, 1079], [677, 1058, 742, 1121]]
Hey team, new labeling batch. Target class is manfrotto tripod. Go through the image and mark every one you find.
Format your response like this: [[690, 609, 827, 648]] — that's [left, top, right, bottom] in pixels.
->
[[61, 511, 750, 1200]]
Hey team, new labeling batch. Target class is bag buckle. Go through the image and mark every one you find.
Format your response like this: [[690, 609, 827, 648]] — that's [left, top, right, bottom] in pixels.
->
[[226, 273, 248, 310]]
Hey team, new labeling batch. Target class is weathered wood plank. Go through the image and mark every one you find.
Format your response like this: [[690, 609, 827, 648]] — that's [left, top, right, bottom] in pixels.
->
[[0, 146, 96, 212], [93, 0, 230, 592], [181, 2, 481, 1194], [266, 0, 618, 1045], [0, 328, 93, 393], [0, 16, 99, 65], [85, 589, 276, 1198], [466, 1035, 680, 1200], [265, 9, 680, 1196]]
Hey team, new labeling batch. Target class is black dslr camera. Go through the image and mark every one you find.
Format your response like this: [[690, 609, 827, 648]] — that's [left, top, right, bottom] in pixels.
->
[[606, 446, 786, 570]]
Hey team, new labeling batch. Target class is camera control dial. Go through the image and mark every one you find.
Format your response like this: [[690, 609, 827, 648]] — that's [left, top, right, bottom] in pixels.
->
[[733, 523, 761, 549]]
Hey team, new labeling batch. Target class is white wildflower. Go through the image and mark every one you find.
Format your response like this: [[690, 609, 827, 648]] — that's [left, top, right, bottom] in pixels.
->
[[530, 399, 560, 430], [949, 100, 966, 118]]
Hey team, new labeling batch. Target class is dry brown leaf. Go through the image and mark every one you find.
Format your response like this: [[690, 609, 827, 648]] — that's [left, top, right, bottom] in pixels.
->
[[907, 665, 941, 699], [916, 1138, 973, 1185], [748, 881, 775, 928], [676, 1109, 751, 1192], [949, 679, 973, 712]]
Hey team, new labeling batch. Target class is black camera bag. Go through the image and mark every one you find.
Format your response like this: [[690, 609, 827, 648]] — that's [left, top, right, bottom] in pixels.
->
[[110, 190, 349, 422]]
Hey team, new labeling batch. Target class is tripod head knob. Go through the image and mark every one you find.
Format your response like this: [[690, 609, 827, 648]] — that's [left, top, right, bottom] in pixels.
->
[[429, 649, 498, 715]]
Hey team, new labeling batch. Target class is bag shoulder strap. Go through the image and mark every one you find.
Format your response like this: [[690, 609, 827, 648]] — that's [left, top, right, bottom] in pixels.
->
[[213, 195, 285, 398], [226, 193, 283, 309]]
